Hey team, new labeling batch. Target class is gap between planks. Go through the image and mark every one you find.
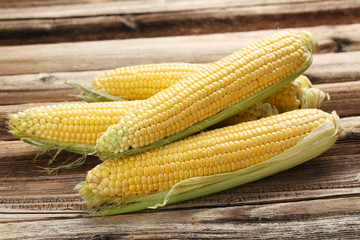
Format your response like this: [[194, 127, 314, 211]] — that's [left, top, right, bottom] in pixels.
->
[[0, 0, 359, 45], [0, 23, 360, 76]]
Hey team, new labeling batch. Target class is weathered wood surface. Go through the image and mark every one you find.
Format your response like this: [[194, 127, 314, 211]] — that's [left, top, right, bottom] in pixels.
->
[[0, 0, 359, 45], [1, 1, 360, 239], [1, 23, 360, 76], [1, 24, 360, 107]]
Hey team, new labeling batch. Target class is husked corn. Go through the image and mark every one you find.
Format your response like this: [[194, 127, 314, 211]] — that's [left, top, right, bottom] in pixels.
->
[[87, 109, 330, 197], [96, 30, 317, 155], [8, 101, 140, 147], [93, 63, 200, 100]]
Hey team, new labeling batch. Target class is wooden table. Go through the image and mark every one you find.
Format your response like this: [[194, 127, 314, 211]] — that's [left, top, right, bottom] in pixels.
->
[[1, 1, 360, 239]]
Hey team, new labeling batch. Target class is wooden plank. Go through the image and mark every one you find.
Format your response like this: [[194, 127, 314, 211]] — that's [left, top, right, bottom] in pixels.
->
[[0, 0, 339, 18], [0, 24, 360, 76], [0, 0, 94, 8], [306, 52, 360, 83], [1, 198, 359, 239], [315, 80, 360, 117], [0, 51, 358, 105], [0, 71, 100, 105], [0, 140, 99, 176], [0, 0, 359, 45], [0, 51, 358, 106]]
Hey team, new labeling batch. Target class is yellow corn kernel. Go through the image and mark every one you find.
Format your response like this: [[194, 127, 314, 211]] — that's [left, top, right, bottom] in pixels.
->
[[86, 109, 331, 197], [96, 30, 316, 155]]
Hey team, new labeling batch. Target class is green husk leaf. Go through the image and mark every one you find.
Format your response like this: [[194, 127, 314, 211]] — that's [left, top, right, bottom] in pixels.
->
[[77, 111, 342, 216], [66, 82, 126, 102], [8, 121, 96, 173], [100, 44, 315, 159], [38, 153, 87, 175]]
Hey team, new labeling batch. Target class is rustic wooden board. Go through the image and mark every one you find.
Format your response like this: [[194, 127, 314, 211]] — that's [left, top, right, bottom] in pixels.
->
[[0, 138, 359, 238], [0, 24, 360, 108], [1, 51, 359, 106], [0, 0, 359, 45], [1, 199, 359, 239], [1, 24, 360, 76], [1, 1, 359, 236]]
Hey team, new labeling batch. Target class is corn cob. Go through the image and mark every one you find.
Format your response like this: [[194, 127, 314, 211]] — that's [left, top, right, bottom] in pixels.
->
[[8, 101, 141, 155], [67, 63, 201, 102], [76, 109, 342, 216], [94, 63, 200, 100], [96, 30, 317, 157]]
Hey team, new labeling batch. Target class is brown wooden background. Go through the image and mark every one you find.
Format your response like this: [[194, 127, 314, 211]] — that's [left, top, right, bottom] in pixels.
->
[[1, 0, 360, 239]]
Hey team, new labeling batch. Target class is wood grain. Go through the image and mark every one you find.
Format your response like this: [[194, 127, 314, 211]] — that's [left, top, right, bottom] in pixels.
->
[[1, 198, 359, 239], [0, 51, 359, 105], [315, 80, 360, 117], [1, 24, 360, 76], [0, 0, 359, 45]]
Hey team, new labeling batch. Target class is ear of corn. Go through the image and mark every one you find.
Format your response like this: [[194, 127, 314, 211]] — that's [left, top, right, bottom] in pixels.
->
[[8, 101, 141, 155], [69, 63, 202, 102], [76, 109, 342, 216], [96, 30, 317, 158], [9, 75, 325, 158]]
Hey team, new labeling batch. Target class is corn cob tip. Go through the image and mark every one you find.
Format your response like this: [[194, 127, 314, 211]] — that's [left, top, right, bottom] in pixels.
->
[[299, 87, 327, 109], [331, 110, 343, 135], [298, 30, 317, 54], [295, 75, 327, 109]]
